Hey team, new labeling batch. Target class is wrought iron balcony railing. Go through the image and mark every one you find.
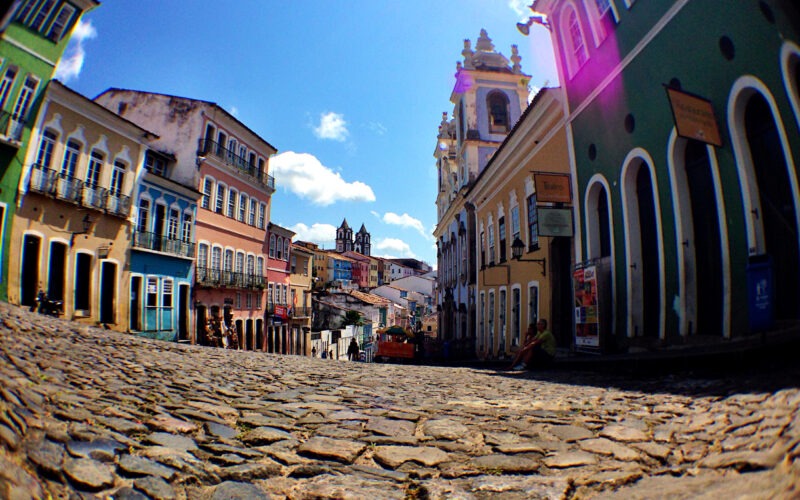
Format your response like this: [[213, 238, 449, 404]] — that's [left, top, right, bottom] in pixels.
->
[[133, 230, 195, 258], [196, 266, 266, 289], [0, 110, 24, 143], [28, 164, 132, 217], [197, 139, 275, 190]]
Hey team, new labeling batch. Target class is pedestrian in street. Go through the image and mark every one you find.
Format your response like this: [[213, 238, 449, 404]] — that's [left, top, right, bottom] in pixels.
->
[[312, 346, 317, 358], [329, 349, 333, 360], [321, 349, 327, 359], [347, 338, 360, 361], [506, 319, 556, 371]]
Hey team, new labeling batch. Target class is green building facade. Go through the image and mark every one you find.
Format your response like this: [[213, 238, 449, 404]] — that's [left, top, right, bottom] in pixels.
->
[[0, 0, 98, 300], [532, 0, 800, 350]]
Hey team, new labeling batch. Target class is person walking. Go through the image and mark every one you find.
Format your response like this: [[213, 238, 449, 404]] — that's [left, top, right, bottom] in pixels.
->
[[347, 338, 360, 361]]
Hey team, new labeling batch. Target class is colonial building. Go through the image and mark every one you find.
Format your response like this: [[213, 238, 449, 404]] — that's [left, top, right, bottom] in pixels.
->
[[466, 87, 572, 358], [289, 241, 313, 355], [94, 89, 276, 349], [530, 0, 800, 351], [11, 80, 155, 331], [433, 29, 530, 359], [266, 222, 293, 353], [0, 0, 98, 301]]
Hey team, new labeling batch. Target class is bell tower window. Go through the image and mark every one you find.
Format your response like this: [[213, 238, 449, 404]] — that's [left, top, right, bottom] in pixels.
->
[[487, 91, 510, 133]]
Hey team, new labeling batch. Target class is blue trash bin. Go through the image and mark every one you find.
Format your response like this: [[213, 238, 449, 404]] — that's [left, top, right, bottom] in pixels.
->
[[746, 254, 774, 332]]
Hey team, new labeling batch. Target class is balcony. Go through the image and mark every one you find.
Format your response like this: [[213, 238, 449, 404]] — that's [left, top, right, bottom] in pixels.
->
[[197, 139, 275, 190], [196, 266, 265, 290], [28, 164, 132, 217], [0, 110, 24, 146], [133, 230, 195, 259]]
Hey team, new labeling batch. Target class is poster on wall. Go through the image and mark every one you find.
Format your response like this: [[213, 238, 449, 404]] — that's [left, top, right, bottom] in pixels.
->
[[574, 265, 600, 348]]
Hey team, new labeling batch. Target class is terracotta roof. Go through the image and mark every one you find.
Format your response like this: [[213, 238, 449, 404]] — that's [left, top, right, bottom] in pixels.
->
[[346, 290, 391, 306]]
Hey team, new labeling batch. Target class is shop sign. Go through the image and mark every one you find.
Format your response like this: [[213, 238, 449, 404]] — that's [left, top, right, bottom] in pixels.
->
[[666, 87, 722, 146], [538, 207, 573, 237], [274, 305, 288, 319], [574, 265, 600, 348], [534, 172, 572, 203]]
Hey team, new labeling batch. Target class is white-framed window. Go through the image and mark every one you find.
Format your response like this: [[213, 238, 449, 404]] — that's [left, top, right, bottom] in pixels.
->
[[162, 279, 173, 308], [511, 205, 520, 243], [528, 283, 539, 327], [224, 249, 234, 273], [29, 0, 56, 31], [249, 198, 257, 226], [488, 224, 495, 264], [85, 150, 103, 187], [238, 193, 247, 222], [564, 6, 588, 76], [211, 246, 222, 271], [110, 160, 125, 195], [0, 66, 17, 109], [527, 194, 539, 250], [258, 203, 266, 229], [276, 236, 283, 260], [215, 183, 226, 214], [197, 243, 209, 268], [247, 255, 255, 278], [245, 293, 252, 309], [256, 256, 264, 277], [12, 75, 37, 122], [137, 198, 150, 232], [146, 277, 159, 308], [181, 213, 192, 242], [269, 234, 276, 258], [256, 292, 262, 310], [284, 239, 290, 261], [235, 251, 244, 274], [36, 129, 57, 168], [235, 292, 242, 309], [48, 3, 76, 40], [268, 283, 274, 305], [227, 189, 237, 218], [145, 152, 166, 176], [167, 209, 179, 240], [201, 178, 213, 209], [512, 286, 521, 346]]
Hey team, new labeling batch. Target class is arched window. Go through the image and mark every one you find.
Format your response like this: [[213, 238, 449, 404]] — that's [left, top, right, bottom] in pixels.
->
[[487, 91, 510, 133], [276, 236, 283, 260], [562, 6, 588, 77], [36, 129, 57, 169], [86, 150, 103, 187], [61, 139, 81, 178], [269, 234, 276, 258], [284, 239, 290, 260]]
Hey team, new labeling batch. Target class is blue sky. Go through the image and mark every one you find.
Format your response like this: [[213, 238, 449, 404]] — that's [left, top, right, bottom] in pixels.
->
[[59, 1, 558, 267]]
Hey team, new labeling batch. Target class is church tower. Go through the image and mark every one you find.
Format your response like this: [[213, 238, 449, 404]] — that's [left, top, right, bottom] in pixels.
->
[[354, 224, 371, 256], [451, 29, 530, 187], [336, 219, 353, 253]]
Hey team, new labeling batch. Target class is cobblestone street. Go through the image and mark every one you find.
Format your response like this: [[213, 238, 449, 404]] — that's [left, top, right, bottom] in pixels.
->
[[0, 302, 798, 499]]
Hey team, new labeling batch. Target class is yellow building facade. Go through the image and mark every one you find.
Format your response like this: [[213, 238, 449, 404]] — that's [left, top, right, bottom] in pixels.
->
[[9, 81, 151, 329], [466, 88, 572, 359]]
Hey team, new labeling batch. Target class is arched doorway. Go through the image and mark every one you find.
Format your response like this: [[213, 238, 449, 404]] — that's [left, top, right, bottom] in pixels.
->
[[622, 155, 663, 339], [745, 93, 800, 319], [196, 305, 207, 345], [685, 141, 724, 335], [20, 234, 41, 308]]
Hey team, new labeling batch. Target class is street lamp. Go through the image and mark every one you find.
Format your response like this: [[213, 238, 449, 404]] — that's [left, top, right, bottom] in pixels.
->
[[70, 214, 93, 245], [511, 237, 547, 276], [516, 14, 552, 35]]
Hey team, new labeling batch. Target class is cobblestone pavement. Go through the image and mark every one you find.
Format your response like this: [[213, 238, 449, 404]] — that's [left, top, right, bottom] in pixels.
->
[[0, 303, 798, 499]]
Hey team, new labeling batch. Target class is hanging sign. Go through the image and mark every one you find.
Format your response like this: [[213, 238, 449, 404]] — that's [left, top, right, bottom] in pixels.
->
[[534, 172, 572, 203], [666, 87, 723, 146], [574, 265, 600, 348], [537, 207, 573, 237]]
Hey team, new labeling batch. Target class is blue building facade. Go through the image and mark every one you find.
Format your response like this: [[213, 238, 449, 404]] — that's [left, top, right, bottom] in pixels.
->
[[128, 151, 198, 342]]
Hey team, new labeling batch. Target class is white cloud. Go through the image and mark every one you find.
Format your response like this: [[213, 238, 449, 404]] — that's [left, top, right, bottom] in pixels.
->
[[229, 105, 239, 117], [508, 0, 529, 17], [269, 151, 375, 206], [374, 238, 417, 259], [366, 121, 387, 135], [382, 212, 429, 239], [313, 111, 348, 141], [288, 222, 337, 246], [54, 19, 97, 82]]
